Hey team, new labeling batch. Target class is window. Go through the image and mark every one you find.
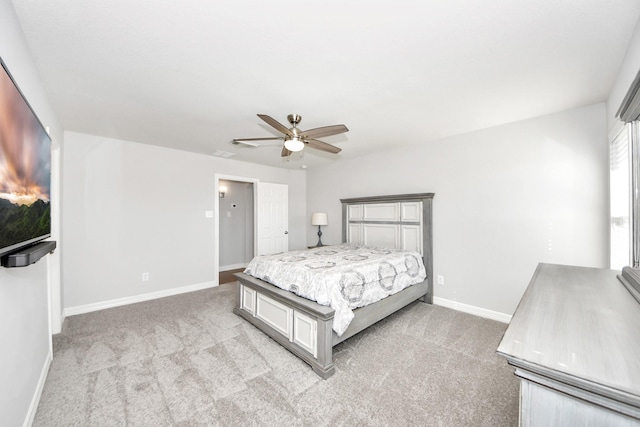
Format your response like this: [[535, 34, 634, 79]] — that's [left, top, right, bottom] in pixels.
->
[[614, 68, 640, 270], [610, 125, 630, 270]]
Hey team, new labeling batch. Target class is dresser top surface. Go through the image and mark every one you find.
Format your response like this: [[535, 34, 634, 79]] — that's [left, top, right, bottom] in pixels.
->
[[497, 263, 640, 399]]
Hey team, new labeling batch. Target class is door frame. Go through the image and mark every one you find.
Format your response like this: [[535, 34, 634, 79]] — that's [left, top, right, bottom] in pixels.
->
[[214, 174, 259, 285]]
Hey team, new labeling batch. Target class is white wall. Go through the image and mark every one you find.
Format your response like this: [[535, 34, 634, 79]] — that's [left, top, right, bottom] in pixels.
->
[[0, 0, 63, 425], [306, 103, 609, 316], [62, 132, 306, 310]]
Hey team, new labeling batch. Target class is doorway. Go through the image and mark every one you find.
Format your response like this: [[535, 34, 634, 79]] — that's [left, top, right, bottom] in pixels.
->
[[218, 179, 254, 284], [214, 175, 289, 286]]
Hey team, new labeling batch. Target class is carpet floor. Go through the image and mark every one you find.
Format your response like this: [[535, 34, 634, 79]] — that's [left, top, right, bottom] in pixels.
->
[[33, 282, 519, 426]]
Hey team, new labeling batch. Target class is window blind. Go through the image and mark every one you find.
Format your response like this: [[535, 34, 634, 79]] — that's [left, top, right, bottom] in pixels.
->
[[610, 125, 630, 270]]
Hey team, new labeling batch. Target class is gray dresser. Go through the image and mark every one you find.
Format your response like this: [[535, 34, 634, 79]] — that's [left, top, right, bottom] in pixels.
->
[[497, 263, 640, 426]]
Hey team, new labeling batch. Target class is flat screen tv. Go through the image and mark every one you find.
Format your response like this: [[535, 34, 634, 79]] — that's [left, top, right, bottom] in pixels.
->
[[0, 58, 51, 258]]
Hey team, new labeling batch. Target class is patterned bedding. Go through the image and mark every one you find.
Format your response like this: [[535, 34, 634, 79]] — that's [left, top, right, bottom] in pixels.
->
[[243, 244, 427, 336]]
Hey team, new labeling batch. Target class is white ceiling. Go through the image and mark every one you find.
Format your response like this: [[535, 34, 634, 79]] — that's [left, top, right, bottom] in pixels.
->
[[10, 0, 640, 169]]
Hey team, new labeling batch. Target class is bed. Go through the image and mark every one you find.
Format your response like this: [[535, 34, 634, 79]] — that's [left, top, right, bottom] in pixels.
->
[[233, 193, 434, 378]]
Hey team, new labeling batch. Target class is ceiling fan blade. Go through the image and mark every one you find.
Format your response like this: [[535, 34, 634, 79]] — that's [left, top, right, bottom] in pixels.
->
[[257, 114, 294, 137], [305, 139, 342, 154], [301, 124, 349, 140], [232, 140, 260, 147], [233, 137, 284, 142], [281, 146, 293, 157]]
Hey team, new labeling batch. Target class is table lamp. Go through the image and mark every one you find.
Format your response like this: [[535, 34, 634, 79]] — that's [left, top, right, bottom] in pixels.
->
[[311, 212, 328, 247]]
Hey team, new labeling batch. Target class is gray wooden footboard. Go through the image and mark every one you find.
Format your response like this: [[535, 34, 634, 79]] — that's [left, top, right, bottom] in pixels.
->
[[233, 272, 337, 378], [234, 272, 430, 378]]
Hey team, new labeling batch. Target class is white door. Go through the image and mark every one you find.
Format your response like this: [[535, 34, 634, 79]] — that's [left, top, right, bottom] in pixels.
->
[[257, 182, 288, 255]]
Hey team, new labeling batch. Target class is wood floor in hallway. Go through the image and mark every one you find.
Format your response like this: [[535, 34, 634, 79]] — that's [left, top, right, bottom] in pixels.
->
[[219, 268, 244, 284]]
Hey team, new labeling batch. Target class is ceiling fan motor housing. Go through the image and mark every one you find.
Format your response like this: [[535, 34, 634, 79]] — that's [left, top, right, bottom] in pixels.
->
[[287, 114, 302, 126]]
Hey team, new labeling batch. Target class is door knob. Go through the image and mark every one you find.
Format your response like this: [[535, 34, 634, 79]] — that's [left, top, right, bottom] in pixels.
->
[[284, 231, 289, 234]]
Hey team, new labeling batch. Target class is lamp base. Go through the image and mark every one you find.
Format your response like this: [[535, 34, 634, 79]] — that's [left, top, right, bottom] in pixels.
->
[[316, 225, 324, 247]]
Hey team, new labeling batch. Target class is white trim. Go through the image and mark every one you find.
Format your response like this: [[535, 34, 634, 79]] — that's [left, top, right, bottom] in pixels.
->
[[220, 263, 247, 271], [49, 147, 62, 334], [63, 281, 217, 317], [434, 296, 512, 323], [23, 348, 52, 427], [46, 256, 52, 357]]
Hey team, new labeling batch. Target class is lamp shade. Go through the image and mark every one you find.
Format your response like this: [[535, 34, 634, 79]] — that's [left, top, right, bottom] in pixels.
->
[[311, 212, 328, 226]]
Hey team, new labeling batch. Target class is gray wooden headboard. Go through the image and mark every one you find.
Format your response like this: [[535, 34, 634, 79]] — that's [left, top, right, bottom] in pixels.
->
[[340, 193, 434, 303]]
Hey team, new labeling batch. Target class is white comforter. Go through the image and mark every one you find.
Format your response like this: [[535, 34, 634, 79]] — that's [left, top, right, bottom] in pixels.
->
[[243, 244, 426, 336]]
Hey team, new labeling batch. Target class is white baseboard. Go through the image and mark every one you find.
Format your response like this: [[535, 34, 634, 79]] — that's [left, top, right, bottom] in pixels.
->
[[64, 281, 218, 317], [433, 296, 512, 323], [219, 263, 247, 272], [24, 348, 52, 427]]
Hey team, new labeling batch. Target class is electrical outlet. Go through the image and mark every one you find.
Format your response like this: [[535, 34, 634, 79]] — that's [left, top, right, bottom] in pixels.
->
[[437, 275, 444, 285], [142, 272, 150, 282]]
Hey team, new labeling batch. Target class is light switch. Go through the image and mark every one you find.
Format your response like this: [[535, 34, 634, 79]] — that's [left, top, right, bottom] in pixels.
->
[[205, 210, 213, 218], [227, 211, 232, 218]]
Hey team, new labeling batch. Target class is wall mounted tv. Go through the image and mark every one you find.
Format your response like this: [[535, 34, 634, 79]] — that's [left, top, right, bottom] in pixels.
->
[[0, 58, 51, 258]]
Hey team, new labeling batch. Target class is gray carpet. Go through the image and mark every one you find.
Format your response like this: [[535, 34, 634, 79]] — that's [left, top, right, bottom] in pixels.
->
[[34, 282, 519, 426]]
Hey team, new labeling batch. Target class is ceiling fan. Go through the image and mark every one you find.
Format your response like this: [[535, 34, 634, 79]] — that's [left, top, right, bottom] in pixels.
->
[[232, 114, 349, 157]]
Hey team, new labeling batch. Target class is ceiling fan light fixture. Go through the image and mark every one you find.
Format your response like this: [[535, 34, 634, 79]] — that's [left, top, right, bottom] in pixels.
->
[[284, 137, 304, 152]]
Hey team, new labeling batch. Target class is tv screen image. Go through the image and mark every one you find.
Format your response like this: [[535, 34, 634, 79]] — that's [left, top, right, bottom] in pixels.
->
[[0, 58, 51, 258]]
